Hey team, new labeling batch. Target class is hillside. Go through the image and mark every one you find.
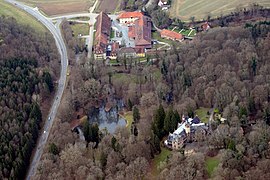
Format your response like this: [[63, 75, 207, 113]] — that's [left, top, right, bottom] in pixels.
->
[[0, 0, 46, 32], [170, 0, 270, 21], [0, 16, 59, 179], [34, 12, 270, 179]]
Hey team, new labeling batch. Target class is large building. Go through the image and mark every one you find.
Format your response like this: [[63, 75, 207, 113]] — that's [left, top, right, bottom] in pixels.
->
[[117, 12, 152, 54], [160, 29, 184, 41], [94, 12, 111, 59], [165, 115, 208, 150]]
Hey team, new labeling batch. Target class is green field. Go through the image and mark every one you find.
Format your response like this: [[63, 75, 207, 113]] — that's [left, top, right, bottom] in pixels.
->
[[122, 111, 133, 130], [170, 0, 270, 21], [195, 107, 210, 123], [0, 0, 47, 32], [152, 147, 171, 175], [206, 156, 220, 177], [70, 23, 89, 37], [18, 0, 94, 16]]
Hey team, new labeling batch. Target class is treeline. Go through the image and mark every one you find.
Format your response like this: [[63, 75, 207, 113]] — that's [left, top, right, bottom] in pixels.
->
[[0, 16, 57, 179], [120, 0, 148, 11], [0, 59, 41, 179], [0, 16, 60, 78]]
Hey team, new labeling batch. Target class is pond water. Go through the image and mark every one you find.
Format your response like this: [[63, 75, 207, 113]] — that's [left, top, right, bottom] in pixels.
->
[[88, 99, 126, 133]]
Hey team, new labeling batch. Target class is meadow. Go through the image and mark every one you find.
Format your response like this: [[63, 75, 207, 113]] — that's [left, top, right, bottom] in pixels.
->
[[0, 0, 47, 32], [18, 0, 95, 16], [170, 0, 270, 21]]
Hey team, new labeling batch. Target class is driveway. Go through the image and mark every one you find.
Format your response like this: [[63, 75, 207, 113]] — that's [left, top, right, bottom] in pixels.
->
[[111, 20, 135, 47]]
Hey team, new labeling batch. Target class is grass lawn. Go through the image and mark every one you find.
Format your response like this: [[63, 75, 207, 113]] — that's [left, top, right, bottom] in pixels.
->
[[0, 0, 47, 33], [110, 29, 115, 39], [112, 73, 137, 83], [110, 59, 119, 64], [153, 70, 162, 81], [70, 16, 90, 21], [152, 147, 171, 175], [206, 156, 220, 177], [180, 29, 196, 37], [170, 0, 270, 21], [123, 111, 133, 130], [70, 23, 89, 37], [195, 107, 210, 123]]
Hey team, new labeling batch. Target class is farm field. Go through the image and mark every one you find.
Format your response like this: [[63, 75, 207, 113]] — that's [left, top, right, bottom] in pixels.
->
[[0, 0, 47, 32], [18, 0, 95, 16], [170, 0, 270, 21], [95, 0, 120, 13]]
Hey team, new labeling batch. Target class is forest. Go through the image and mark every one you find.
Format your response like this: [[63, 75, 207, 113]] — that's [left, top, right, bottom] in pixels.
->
[[33, 8, 270, 179], [0, 16, 59, 179]]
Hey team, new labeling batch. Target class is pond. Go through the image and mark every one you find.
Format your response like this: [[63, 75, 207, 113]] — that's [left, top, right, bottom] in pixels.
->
[[88, 99, 126, 133]]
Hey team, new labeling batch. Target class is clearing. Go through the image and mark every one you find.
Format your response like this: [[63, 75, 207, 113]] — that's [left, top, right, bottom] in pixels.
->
[[18, 0, 95, 16], [152, 147, 171, 176], [95, 0, 120, 13], [170, 0, 270, 21], [195, 107, 210, 123], [205, 156, 220, 177], [0, 0, 47, 32], [121, 111, 133, 130]]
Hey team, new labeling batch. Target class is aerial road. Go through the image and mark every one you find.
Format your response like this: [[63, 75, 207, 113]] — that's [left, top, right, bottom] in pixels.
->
[[4, 0, 69, 179]]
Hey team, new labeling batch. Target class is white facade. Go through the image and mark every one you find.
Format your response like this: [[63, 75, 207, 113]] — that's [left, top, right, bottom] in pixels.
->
[[119, 17, 139, 25]]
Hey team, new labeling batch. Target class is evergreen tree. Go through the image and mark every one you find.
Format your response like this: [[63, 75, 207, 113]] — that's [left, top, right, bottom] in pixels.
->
[[251, 57, 257, 76], [91, 123, 99, 146], [150, 132, 161, 155], [174, 110, 180, 123], [48, 143, 59, 155], [133, 106, 140, 123], [43, 71, 54, 93], [152, 104, 166, 139], [248, 97, 256, 114], [83, 121, 90, 143], [264, 107, 270, 125], [128, 99, 133, 111], [111, 136, 117, 151], [29, 103, 42, 126], [171, 111, 178, 131]]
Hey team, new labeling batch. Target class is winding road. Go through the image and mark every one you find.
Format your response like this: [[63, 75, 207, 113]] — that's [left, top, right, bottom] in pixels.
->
[[4, 0, 68, 179]]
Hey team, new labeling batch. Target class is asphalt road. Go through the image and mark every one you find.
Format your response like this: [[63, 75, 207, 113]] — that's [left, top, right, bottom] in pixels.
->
[[4, 0, 69, 179]]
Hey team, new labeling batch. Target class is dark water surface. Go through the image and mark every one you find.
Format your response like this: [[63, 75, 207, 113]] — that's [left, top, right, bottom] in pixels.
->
[[88, 100, 126, 133]]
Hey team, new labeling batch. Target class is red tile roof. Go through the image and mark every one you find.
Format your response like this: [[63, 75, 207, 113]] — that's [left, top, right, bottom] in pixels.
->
[[128, 26, 136, 38], [118, 11, 152, 50], [118, 12, 144, 19], [94, 12, 111, 54], [201, 22, 211, 31], [160, 29, 183, 40]]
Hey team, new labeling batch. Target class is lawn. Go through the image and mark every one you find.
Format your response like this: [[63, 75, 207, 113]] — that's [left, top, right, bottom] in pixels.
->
[[152, 147, 171, 175], [70, 23, 89, 37], [123, 111, 133, 130], [170, 0, 270, 21], [180, 29, 196, 37], [206, 156, 220, 177], [18, 0, 94, 16], [112, 73, 137, 83], [195, 107, 210, 123], [0, 0, 47, 33], [70, 16, 90, 21]]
